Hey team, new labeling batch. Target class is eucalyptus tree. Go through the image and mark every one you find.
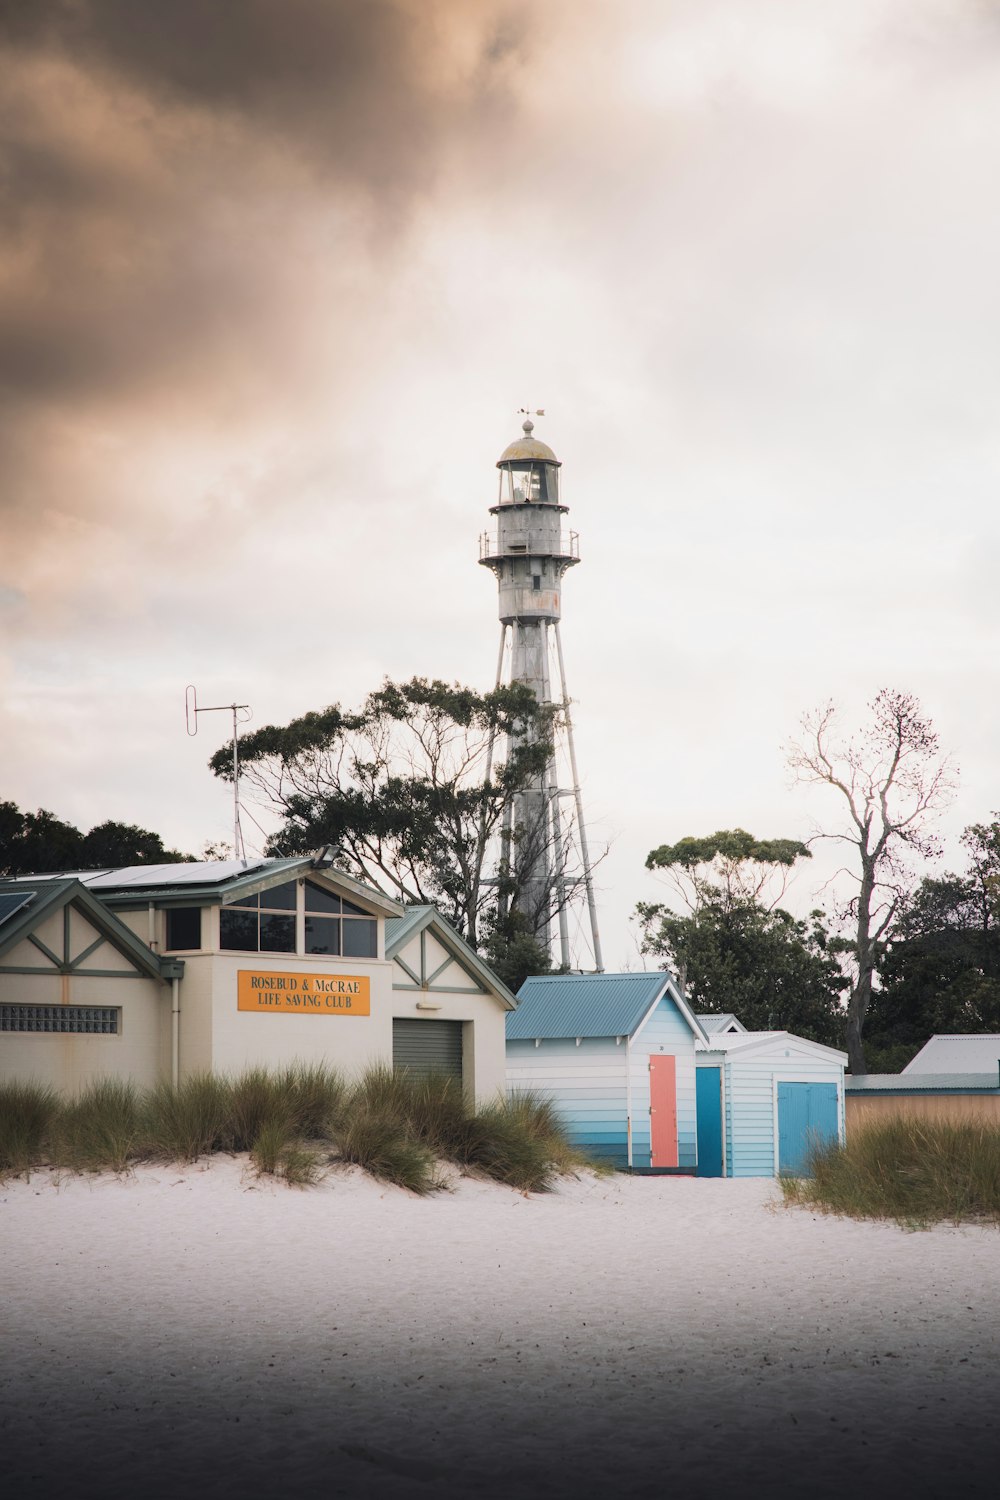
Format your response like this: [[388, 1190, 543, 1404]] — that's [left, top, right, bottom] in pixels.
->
[[636, 828, 845, 1044], [786, 690, 956, 1074], [210, 677, 564, 952]]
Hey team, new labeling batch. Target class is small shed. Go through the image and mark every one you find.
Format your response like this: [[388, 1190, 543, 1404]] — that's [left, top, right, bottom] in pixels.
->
[[902, 1034, 1000, 1075], [695, 1030, 847, 1177], [845, 1071, 1000, 1127], [506, 972, 709, 1172], [845, 1034, 1000, 1127]]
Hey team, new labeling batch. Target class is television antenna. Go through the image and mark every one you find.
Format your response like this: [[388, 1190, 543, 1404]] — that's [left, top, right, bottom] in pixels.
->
[[185, 686, 252, 864]]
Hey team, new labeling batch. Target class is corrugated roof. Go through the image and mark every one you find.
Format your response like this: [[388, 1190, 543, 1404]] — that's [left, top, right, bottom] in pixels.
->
[[902, 1034, 1000, 1075], [384, 907, 430, 952], [847, 1071, 1000, 1093], [696, 1029, 848, 1065], [697, 1012, 746, 1035], [507, 972, 675, 1040]]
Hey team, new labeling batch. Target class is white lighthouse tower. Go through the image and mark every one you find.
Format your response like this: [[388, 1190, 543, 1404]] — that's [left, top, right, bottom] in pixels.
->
[[479, 415, 603, 971]]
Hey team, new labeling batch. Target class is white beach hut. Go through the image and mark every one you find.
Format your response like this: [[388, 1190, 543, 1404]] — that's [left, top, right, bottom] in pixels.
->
[[695, 1028, 847, 1177]]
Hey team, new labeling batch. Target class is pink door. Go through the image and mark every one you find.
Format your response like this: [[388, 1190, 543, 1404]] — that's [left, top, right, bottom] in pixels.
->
[[649, 1055, 678, 1168]]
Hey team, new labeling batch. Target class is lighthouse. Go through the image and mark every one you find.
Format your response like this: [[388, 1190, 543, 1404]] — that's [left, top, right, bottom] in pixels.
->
[[478, 416, 603, 971]]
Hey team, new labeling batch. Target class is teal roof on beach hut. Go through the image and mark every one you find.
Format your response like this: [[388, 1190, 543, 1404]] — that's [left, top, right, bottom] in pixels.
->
[[508, 972, 707, 1042]]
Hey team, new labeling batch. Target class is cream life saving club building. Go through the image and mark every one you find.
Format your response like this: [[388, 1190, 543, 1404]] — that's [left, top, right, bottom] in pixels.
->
[[0, 857, 516, 1100]]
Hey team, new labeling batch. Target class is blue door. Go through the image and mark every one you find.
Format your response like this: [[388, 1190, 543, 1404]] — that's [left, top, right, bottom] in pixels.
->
[[777, 1082, 839, 1175], [695, 1067, 724, 1177]]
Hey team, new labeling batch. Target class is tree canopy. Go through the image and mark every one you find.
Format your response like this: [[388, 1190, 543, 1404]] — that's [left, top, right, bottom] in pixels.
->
[[645, 828, 811, 910], [210, 677, 561, 951], [865, 817, 1000, 1069], [637, 828, 845, 1046], [0, 802, 191, 876]]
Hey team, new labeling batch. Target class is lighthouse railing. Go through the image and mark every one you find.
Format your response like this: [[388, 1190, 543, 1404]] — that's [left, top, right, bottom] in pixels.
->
[[478, 530, 580, 563]]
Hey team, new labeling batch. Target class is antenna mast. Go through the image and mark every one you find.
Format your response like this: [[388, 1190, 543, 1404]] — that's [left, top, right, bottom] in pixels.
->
[[185, 686, 252, 863]]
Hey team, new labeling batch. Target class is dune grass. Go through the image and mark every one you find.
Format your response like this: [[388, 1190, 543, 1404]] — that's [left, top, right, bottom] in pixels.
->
[[51, 1079, 141, 1174], [780, 1117, 1000, 1226], [0, 1081, 60, 1177], [0, 1065, 585, 1194]]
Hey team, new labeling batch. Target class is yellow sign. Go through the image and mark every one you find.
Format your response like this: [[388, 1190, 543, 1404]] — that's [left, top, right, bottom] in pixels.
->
[[237, 971, 370, 1016]]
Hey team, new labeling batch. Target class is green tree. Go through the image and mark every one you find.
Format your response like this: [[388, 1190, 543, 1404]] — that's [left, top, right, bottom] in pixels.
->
[[0, 802, 83, 875], [0, 802, 190, 876], [644, 828, 812, 911], [865, 817, 1000, 1068], [79, 821, 190, 868], [637, 829, 845, 1045], [481, 909, 554, 995], [211, 677, 558, 953], [787, 691, 956, 1074], [638, 897, 847, 1045]]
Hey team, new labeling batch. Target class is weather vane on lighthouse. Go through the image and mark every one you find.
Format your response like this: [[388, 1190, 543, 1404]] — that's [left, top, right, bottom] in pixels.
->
[[478, 411, 603, 972]]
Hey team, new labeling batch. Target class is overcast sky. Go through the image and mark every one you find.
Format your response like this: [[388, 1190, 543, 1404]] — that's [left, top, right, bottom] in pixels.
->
[[3, 0, 999, 966]]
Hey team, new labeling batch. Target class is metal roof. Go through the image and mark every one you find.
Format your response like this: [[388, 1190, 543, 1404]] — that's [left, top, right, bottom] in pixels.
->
[[508, 972, 695, 1040], [696, 1029, 848, 1065], [497, 420, 560, 468], [697, 1012, 747, 1035], [384, 908, 430, 952], [901, 1034, 1000, 1075], [846, 1071, 1000, 1093]]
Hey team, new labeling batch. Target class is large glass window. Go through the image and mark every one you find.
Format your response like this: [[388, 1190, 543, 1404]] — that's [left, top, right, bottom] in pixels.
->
[[219, 879, 377, 957], [221, 881, 297, 953], [304, 883, 377, 958]]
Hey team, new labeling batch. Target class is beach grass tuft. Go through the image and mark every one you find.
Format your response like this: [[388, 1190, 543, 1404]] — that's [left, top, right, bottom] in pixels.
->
[[0, 1080, 61, 1178], [144, 1073, 232, 1162], [0, 1064, 584, 1193], [780, 1117, 1000, 1226], [332, 1106, 441, 1193], [51, 1078, 141, 1174]]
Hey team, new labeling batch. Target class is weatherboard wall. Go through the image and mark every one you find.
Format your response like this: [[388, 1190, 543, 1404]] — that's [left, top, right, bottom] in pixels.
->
[[700, 1044, 845, 1177], [505, 992, 700, 1171], [506, 1037, 629, 1164]]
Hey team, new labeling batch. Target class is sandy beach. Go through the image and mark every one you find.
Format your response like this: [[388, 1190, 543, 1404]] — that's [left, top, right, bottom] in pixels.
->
[[3, 1161, 999, 1499]]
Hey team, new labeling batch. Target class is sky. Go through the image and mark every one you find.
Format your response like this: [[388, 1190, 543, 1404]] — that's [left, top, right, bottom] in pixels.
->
[[3, 0, 1000, 968]]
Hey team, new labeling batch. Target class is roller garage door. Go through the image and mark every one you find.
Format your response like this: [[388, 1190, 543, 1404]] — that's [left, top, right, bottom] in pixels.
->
[[392, 1018, 464, 1083]]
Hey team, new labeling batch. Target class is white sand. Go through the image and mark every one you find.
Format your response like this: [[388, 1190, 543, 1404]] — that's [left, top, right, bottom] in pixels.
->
[[3, 1161, 999, 1499]]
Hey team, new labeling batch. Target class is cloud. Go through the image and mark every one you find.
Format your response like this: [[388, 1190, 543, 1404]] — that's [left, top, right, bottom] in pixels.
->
[[0, 1, 540, 625]]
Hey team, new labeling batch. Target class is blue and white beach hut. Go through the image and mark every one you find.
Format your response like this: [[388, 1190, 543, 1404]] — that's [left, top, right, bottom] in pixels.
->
[[694, 1029, 847, 1177], [506, 972, 709, 1171]]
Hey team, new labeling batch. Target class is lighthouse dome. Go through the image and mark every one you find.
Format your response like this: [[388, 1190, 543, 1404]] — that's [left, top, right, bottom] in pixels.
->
[[497, 419, 561, 467]]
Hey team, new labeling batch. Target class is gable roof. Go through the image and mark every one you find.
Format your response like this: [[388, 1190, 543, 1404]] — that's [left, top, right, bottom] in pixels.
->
[[0, 877, 180, 981], [697, 1012, 747, 1035], [22, 858, 403, 916], [384, 905, 517, 1010], [507, 971, 709, 1043], [902, 1034, 1000, 1075], [696, 1028, 847, 1065]]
